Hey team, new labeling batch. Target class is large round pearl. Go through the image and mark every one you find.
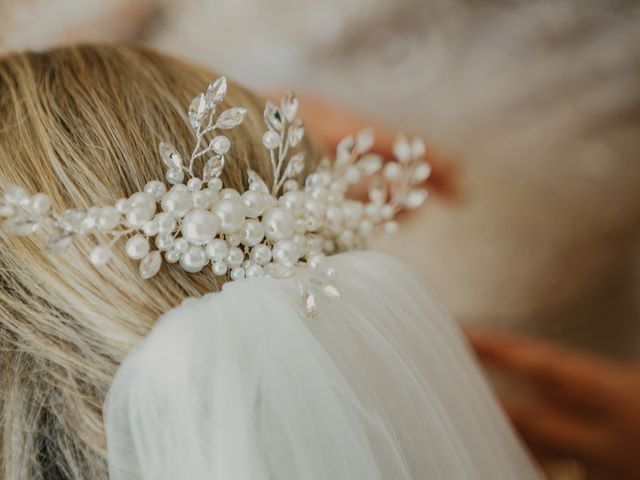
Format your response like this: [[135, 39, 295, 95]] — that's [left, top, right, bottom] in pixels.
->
[[161, 190, 192, 218], [241, 191, 265, 218], [262, 207, 296, 241], [206, 239, 228, 262], [179, 246, 208, 272], [214, 199, 245, 233], [125, 235, 150, 260], [226, 247, 244, 267], [180, 209, 220, 245], [242, 220, 265, 247], [126, 192, 156, 228], [272, 240, 300, 266], [96, 207, 120, 231]]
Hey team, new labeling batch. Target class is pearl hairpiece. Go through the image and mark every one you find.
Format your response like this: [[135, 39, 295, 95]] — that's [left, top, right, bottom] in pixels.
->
[[0, 77, 430, 317]]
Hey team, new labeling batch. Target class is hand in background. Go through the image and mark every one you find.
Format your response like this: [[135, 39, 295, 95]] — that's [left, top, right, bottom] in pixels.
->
[[468, 332, 640, 480]]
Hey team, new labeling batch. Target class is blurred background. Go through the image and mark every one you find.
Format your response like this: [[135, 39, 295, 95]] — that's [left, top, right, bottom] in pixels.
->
[[5, 0, 638, 356], [2, 1, 640, 477]]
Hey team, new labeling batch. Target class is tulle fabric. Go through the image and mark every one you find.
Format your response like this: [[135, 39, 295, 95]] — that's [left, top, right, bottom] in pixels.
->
[[104, 251, 541, 479]]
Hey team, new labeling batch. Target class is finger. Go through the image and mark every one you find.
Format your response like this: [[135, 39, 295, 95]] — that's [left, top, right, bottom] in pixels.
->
[[468, 331, 622, 406], [500, 395, 608, 462]]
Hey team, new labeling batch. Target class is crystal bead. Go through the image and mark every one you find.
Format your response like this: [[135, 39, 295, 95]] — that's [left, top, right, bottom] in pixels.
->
[[3, 215, 40, 235], [139, 251, 162, 279]]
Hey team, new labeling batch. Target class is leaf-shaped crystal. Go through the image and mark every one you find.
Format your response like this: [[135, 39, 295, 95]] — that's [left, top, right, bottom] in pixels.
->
[[45, 231, 75, 252], [56, 209, 86, 232], [355, 128, 375, 154], [336, 135, 354, 166], [265, 263, 294, 279], [205, 77, 227, 107], [3, 215, 41, 235], [410, 161, 432, 183], [140, 250, 162, 279], [368, 177, 388, 205], [402, 188, 429, 208], [280, 92, 299, 122], [393, 136, 412, 163], [285, 153, 305, 178], [287, 124, 304, 147], [356, 154, 383, 175], [321, 283, 341, 298], [264, 101, 283, 131], [215, 107, 247, 129], [159, 142, 183, 170], [411, 137, 426, 158], [188, 93, 208, 129], [302, 288, 317, 319], [203, 155, 225, 181], [248, 169, 269, 193]]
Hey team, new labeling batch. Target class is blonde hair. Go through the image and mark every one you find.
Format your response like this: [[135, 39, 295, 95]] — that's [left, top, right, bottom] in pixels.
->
[[0, 44, 317, 479]]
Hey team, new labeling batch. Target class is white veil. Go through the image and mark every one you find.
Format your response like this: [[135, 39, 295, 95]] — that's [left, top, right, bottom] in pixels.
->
[[104, 251, 541, 479]]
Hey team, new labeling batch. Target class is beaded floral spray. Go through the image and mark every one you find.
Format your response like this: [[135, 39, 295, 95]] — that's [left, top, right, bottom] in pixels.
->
[[0, 77, 430, 317]]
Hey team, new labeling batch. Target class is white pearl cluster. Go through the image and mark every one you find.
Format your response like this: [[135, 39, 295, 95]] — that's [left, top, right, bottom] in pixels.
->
[[0, 77, 430, 316]]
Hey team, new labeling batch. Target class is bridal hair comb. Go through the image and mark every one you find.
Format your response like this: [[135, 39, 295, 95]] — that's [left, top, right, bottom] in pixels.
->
[[0, 77, 430, 317]]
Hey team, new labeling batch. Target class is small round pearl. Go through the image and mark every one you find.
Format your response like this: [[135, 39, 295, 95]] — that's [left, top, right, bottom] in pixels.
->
[[326, 206, 343, 225], [180, 209, 220, 245], [342, 201, 363, 228], [187, 178, 203, 192], [89, 245, 111, 266], [208, 178, 223, 192], [144, 180, 166, 201], [245, 262, 263, 278], [29, 193, 51, 214], [283, 179, 299, 192], [279, 191, 305, 213], [165, 249, 181, 263], [125, 235, 150, 260], [262, 207, 296, 241], [272, 240, 300, 266], [251, 244, 272, 265], [126, 192, 156, 228], [384, 162, 402, 181], [359, 220, 374, 236], [96, 207, 120, 231], [344, 166, 361, 184], [293, 234, 306, 251], [191, 190, 211, 209], [155, 212, 177, 233], [262, 131, 280, 150], [166, 168, 184, 185], [241, 191, 265, 218], [214, 199, 245, 233], [230, 267, 245, 280], [142, 219, 159, 236], [206, 239, 228, 262], [115, 198, 129, 213], [226, 247, 244, 267], [210, 135, 230, 155], [365, 203, 382, 222], [161, 190, 191, 218], [381, 204, 394, 220], [155, 233, 174, 251], [227, 231, 243, 247], [179, 246, 208, 272], [307, 253, 325, 268], [171, 184, 188, 192], [384, 221, 398, 234], [242, 220, 265, 247], [212, 261, 228, 276], [173, 238, 189, 253]]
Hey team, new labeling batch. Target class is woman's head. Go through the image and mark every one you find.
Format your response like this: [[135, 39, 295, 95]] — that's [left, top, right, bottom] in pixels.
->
[[0, 44, 317, 479]]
